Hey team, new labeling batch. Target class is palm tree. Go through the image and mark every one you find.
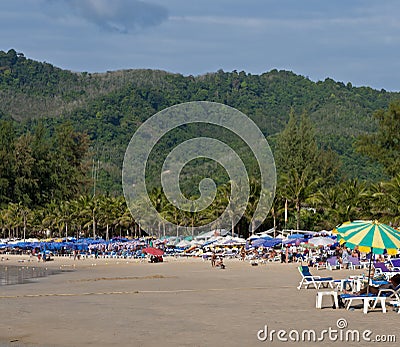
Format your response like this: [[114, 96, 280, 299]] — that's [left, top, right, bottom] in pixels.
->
[[162, 201, 185, 237], [97, 196, 119, 241], [220, 180, 249, 237], [336, 179, 371, 222], [279, 168, 320, 230], [113, 196, 135, 237], [377, 174, 400, 225], [4, 202, 28, 239], [309, 186, 342, 229], [149, 187, 168, 237], [74, 195, 98, 238]]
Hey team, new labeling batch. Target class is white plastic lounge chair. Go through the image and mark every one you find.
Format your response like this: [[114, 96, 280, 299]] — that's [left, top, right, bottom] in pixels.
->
[[371, 283, 400, 310], [347, 256, 363, 270], [341, 294, 387, 314], [341, 283, 400, 314], [390, 258, 400, 271], [374, 262, 400, 279], [297, 266, 334, 290], [326, 256, 341, 270]]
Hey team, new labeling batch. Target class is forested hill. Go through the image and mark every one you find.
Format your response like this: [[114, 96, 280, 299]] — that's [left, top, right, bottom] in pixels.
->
[[1, 48, 399, 193]]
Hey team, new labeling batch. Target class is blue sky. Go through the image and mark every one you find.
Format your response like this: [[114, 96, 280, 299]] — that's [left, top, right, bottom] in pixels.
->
[[1, 0, 399, 91]]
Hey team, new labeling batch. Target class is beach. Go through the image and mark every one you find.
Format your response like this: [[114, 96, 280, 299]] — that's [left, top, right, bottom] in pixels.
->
[[0, 255, 398, 347]]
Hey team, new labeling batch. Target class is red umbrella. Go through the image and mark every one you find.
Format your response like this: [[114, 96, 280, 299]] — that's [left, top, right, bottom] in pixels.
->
[[142, 247, 164, 256]]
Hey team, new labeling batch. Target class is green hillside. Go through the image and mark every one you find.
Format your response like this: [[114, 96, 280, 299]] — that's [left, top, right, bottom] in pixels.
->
[[1, 49, 399, 195]]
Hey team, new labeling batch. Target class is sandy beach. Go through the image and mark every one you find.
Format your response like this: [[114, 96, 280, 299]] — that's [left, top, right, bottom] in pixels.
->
[[0, 255, 398, 347]]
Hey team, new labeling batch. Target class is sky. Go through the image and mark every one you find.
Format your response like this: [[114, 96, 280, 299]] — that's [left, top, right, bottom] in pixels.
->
[[1, 0, 400, 91]]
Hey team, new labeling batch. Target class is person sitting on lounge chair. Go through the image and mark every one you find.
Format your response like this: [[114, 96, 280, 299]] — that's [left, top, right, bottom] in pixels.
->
[[345, 273, 400, 295]]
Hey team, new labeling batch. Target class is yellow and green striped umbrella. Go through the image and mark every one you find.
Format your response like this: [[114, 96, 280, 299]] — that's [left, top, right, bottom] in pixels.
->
[[334, 220, 400, 255]]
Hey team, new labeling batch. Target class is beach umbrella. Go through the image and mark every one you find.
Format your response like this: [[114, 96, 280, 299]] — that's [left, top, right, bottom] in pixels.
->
[[334, 220, 400, 255], [288, 233, 304, 239], [261, 239, 282, 248], [308, 236, 335, 247], [175, 240, 191, 248], [142, 247, 164, 256], [283, 238, 306, 245], [334, 220, 400, 293]]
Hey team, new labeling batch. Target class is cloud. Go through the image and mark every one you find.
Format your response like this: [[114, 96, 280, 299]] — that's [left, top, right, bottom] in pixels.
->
[[46, 0, 168, 33]]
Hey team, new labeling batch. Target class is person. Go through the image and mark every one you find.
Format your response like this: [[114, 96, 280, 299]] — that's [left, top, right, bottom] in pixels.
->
[[351, 248, 360, 259], [215, 256, 225, 269], [376, 254, 385, 263], [240, 247, 246, 261], [211, 252, 217, 267], [346, 273, 400, 296], [340, 247, 349, 268]]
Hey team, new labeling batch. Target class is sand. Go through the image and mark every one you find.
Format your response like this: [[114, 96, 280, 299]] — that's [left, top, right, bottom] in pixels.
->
[[0, 255, 398, 347]]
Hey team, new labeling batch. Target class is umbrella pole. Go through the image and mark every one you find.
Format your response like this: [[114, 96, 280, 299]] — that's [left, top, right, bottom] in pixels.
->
[[366, 248, 373, 295]]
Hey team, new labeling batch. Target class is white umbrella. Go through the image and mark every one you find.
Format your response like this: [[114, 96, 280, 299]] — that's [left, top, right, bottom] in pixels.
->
[[308, 236, 336, 247], [175, 240, 191, 248]]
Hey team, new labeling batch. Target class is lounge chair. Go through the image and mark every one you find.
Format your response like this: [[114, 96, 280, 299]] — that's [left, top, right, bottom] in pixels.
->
[[326, 256, 340, 270], [347, 256, 363, 270], [341, 284, 400, 314], [374, 262, 400, 279], [297, 266, 334, 290], [390, 258, 400, 271], [341, 293, 387, 314], [372, 283, 400, 309]]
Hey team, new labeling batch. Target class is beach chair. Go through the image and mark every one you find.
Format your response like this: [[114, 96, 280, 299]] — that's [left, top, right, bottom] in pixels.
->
[[374, 262, 400, 279], [371, 283, 400, 309], [326, 257, 340, 270], [297, 266, 334, 290], [390, 258, 400, 271], [341, 284, 400, 314], [347, 256, 363, 270], [340, 293, 387, 314]]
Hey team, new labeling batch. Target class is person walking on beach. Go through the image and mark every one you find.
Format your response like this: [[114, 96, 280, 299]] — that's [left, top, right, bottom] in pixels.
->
[[211, 252, 217, 267], [240, 246, 246, 261]]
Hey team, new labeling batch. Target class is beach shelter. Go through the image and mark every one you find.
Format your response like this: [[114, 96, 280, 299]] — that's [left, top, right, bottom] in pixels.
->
[[175, 240, 191, 248], [288, 233, 305, 239], [334, 220, 400, 255], [308, 236, 336, 247], [334, 220, 400, 292], [142, 247, 164, 256]]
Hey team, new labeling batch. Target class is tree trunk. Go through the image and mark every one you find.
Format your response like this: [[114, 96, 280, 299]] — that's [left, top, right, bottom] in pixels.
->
[[296, 200, 301, 230], [92, 211, 96, 239], [23, 215, 27, 242]]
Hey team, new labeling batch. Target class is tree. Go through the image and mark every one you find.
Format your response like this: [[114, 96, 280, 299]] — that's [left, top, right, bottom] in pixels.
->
[[0, 121, 16, 205], [51, 122, 90, 201], [357, 100, 400, 178], [280, 168, 320, 230], [374, 174, 400, 226], [274, 109, 318, 176], [274, 110, 322, 230], [313, 179, 370, 226], [14, 134, 38, 207]]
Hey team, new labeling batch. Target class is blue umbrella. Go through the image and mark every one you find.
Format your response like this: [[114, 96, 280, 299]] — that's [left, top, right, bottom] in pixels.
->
[[252, 238, 281, 248], [261, 239, 282, 248], [283, 238, 306, 245], [288, 233, 306, 239]]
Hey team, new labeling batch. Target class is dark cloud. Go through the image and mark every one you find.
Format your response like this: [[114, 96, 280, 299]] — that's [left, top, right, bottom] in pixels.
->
[[48, 0, 168, 33]]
